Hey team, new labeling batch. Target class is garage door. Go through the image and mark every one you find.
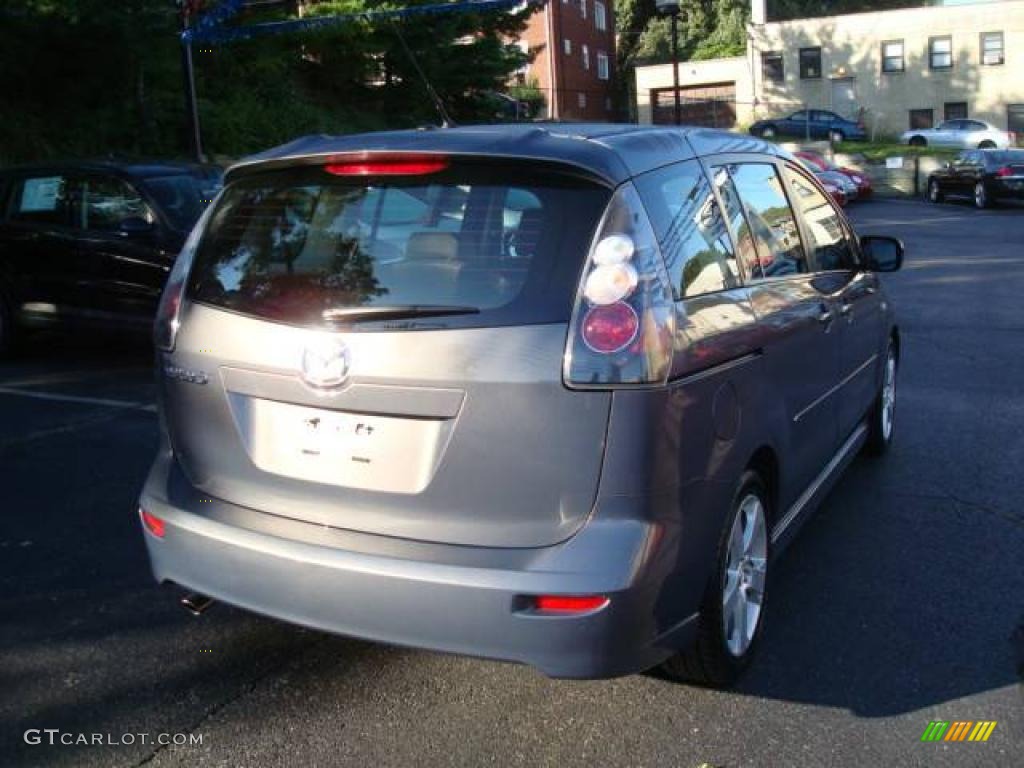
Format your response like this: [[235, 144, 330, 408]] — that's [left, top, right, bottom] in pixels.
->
[[652, 82, 736, 128]]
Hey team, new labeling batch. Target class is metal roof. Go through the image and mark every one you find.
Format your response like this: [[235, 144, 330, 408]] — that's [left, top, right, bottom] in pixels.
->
[[225, 123, 783, 186]]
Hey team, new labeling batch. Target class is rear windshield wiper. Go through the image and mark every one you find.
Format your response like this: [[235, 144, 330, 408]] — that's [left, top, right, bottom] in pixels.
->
[[322, 305, 481, 323]]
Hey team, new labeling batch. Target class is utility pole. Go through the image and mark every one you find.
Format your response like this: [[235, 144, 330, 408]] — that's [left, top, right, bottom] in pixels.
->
[[176, 0, 204, 162], [655, 0, 683, 126]]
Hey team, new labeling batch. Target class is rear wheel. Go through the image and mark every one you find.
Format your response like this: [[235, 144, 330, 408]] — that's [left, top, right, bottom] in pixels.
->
[[660, 471, 769, 687], [865, 342, 897, 456], [909, 136, 927, 147], [928, 179, 945, 203], [974, 181, 990, 209], [978, 140, 996, 149]]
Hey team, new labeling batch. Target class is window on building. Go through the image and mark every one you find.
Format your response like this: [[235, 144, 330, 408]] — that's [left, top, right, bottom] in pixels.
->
[[595, 1, 607, 31], [799, 47, 822, 79], [881, 40, 904, 73], [761, 52, 784, 83], [582, 44, 590, 70], [944, 102, 968, 121], [578, 92, 587, 109], [929, 36, 952, 70], [597, 51, 610, 81], [909, 109, 934, 130], [580, 0, 587, 19], [981, 32, 1004, 65], [564, 39, 571, 56]]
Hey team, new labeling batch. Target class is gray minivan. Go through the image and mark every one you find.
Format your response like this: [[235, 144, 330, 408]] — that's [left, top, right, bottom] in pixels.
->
[[139, 125, 902, 687]]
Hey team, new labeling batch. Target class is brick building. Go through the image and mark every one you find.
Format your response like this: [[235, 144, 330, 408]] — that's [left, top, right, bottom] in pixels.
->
[[516, 0, 616, 120]]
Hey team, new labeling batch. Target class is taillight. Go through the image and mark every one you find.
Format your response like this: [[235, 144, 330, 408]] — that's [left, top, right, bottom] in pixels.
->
[[140, 508, 165, 538], [996, 166, 1013, 177], [154, 194, 218, 352], [532, 595, 609, 614], [564, 183, 675, 388], [324, 153, 449, 176]]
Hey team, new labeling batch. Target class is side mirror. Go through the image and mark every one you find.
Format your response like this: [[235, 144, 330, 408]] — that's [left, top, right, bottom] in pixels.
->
[[119, 216, 154, 237], [861, 235, 903, 272]]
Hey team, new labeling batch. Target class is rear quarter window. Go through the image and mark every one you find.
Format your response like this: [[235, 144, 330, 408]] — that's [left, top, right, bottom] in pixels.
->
[[187, 162, 609, 329]]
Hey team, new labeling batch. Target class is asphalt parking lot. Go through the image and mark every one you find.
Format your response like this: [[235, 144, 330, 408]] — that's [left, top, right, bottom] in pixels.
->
[[1, 198, 1021, 768]]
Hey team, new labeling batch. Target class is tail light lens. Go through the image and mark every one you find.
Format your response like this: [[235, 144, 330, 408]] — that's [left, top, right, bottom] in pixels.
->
[[564, 183, 675, 388], [324, 153, 449, 176], [154, 196, 218, 352], [140, 508, 165, 538], [532, 595, 609, 614], [996, 166, 1013, 177]]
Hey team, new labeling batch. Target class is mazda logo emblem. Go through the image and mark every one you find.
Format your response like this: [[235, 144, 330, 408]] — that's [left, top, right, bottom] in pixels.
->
[[301, 337, 351, 389]]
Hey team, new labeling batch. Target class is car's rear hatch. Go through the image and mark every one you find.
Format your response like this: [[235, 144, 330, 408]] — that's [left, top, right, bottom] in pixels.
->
[[161, 155, 613, 548]]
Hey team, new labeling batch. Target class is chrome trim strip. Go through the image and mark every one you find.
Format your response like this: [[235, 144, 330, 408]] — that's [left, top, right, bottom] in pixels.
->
[[770, 423, 867, 545], [670, 351, 762, 387], [793, 353, 877, 424]]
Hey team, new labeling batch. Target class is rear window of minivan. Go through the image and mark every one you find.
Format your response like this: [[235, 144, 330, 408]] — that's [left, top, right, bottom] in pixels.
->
[[187, 161, 609, 330]]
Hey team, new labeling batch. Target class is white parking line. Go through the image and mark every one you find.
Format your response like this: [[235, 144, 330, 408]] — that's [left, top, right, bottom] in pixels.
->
[[0, 386, 156, 413]]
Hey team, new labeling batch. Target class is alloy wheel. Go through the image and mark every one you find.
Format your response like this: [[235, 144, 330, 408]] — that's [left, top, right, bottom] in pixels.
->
[[722, 494, 768, 657], [975, 182, 988, 209], [881, 350, 896, 441]]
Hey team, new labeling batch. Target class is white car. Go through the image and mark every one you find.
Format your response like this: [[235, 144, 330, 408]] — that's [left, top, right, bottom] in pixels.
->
[[901, 119, 1014, 149]]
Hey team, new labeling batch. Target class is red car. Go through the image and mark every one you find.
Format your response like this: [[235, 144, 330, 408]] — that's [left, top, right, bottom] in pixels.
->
[[818, 176, 848, 206], [796, 150, 873, 197]]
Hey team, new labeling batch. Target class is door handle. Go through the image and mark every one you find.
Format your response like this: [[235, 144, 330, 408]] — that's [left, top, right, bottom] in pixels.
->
[[818, 308, 834, 324], [839, 303, 853, 316]]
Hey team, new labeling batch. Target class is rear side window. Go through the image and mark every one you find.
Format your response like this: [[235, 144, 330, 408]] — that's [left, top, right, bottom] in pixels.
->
[[10, 175, 75, 227], [82, 176, 153, 232], [785, 167, 857, 271], [709, 167, 762, 281], [634, 160, 739, 299], [187, 162, 608, 329], [718, 162, 807, 279]]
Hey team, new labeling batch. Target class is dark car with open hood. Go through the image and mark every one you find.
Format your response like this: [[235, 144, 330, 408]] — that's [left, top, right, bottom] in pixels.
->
[[0, 159, 221, 353]]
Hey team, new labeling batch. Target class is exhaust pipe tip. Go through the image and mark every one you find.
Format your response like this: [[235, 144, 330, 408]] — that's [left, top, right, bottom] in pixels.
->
[[180, 593, 214, 616]]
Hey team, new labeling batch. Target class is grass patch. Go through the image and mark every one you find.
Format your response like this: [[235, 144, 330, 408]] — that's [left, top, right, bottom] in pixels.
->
[[833, 141, 959, 162]]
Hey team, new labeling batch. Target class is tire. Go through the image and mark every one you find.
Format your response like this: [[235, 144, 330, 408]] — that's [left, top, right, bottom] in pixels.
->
[[829, 129, 844, 143], [974, 181, 990, 209], [978, 140, 996, 149], [660, 471, 769, 687], [928, 178, 945, 203], [865, 341, 897, 456], [760, 125, 776, 139], [909, 136, 926, 147]]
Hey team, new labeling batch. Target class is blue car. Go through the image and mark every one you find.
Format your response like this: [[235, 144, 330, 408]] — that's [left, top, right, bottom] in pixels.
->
[[750, 110, 867, 142]]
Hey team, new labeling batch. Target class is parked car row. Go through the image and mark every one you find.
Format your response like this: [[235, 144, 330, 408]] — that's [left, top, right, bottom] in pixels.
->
[[0, 160, 221, 353], [927, 148, 1024, 208]]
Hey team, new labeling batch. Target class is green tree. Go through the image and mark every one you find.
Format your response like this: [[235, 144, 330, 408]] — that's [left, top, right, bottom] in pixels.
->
[[0, 0, 534, 164]]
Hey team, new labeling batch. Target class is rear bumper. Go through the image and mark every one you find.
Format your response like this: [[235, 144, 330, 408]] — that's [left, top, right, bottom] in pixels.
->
[[993, 179, 1024, 199], [139, 453, 698, 679]]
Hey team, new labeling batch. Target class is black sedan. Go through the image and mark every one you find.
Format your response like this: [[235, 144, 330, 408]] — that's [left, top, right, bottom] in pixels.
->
[[0, 160, 220, 354], [927, 149, 1024, 209]]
